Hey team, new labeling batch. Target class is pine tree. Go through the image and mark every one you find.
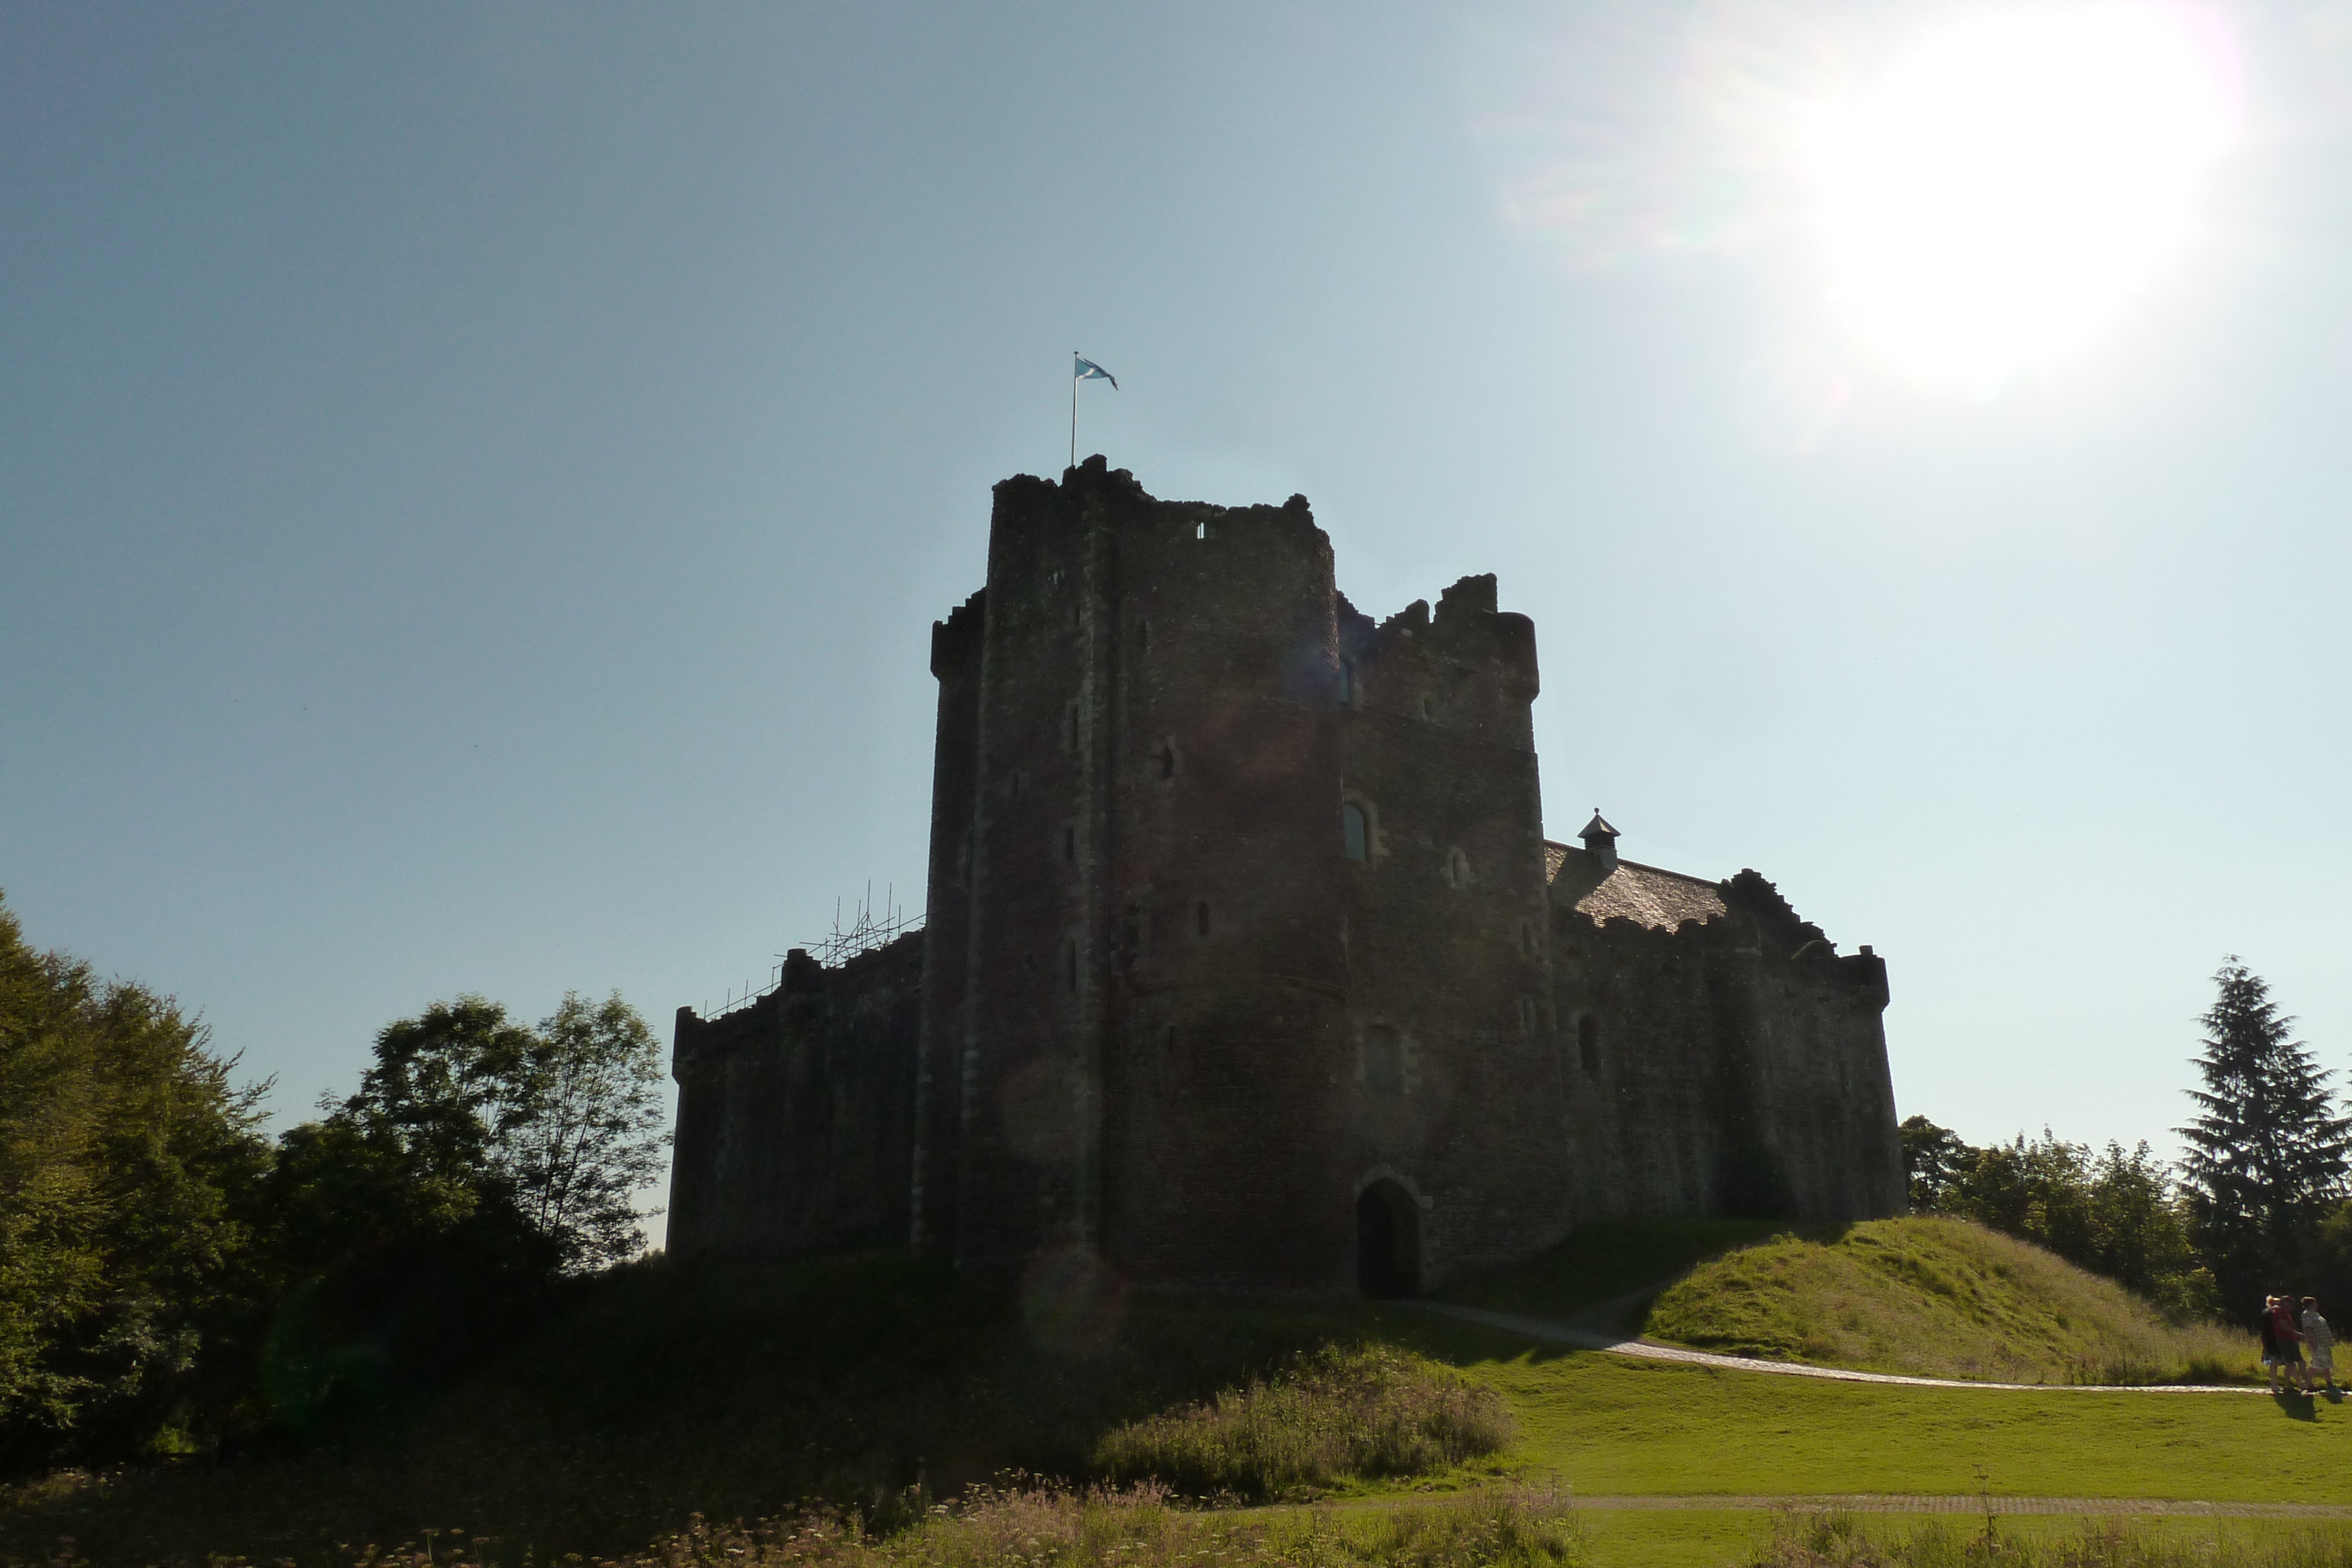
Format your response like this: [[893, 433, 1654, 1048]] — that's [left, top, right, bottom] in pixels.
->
[[2177, 956, 2351, 1307]]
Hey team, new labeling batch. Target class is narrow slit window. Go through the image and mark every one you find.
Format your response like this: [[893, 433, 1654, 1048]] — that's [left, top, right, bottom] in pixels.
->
[[1158, 742, 1178, 781], [1364, 1027, 1403, 1095], [1064, 703, 1079, 750], [1343, 803, 1369, 862], [1063, 825, 1076, 862], [1065, 940, 1078, 993], [1195, 520, 1207, 540], [1196, 901, 1211, 938], [1518, 996, 1535, 1035]]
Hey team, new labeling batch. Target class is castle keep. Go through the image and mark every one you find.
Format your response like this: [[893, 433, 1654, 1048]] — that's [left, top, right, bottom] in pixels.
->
[[667, 460, 1905, 1295]]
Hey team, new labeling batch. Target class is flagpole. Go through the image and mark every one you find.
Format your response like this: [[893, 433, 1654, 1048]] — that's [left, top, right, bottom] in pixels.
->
[[1070, 350, 1078, 472]]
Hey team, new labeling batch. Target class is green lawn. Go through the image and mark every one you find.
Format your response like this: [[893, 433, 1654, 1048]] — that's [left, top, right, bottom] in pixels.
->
[[1375, 1308, 2352, 1504]]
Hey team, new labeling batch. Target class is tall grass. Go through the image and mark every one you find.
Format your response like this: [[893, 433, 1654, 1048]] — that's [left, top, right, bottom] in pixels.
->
[[1748, 1512, 2352, 1567], [1093, 1345, 1514, 1500], [312, 1483, 1588, 1568], [1645, 1219, 2257, 1386]]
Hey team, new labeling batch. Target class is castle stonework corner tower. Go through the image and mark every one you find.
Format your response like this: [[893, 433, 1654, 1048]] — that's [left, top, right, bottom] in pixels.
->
[[666, 461, 1905, 1293]]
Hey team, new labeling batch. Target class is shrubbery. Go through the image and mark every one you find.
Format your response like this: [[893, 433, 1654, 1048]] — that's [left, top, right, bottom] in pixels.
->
[[1093, 1343, 1514, 1500], [332, 1482, 1587, 1568]]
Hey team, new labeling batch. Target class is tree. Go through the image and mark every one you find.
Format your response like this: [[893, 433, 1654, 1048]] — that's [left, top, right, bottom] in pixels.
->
[[0, 892, 273, 1468], [2177, 957, 2351, 1311], [501, 992, 670, 1272], [1899, 1115, 1971, 1212]]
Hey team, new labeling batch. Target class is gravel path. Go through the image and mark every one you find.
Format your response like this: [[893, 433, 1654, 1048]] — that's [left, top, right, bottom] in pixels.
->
[[1409, 1300, 2276, 1395]]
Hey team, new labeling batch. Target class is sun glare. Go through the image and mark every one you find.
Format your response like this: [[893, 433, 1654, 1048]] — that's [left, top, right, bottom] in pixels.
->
[[1815, 4, 2236, 392]]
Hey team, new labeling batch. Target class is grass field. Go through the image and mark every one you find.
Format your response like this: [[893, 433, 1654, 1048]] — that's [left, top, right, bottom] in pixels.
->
[[0, 1234, 2336, 1568], [1377, 1309, 2352, 1502]]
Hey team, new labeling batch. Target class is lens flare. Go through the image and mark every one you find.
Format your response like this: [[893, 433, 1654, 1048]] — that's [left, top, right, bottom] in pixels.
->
[[1814, 4, 2237, 392]]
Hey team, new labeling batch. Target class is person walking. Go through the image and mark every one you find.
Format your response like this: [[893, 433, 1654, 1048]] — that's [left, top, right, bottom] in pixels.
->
[[2261, 1296, 2282, 1390], [2270, 1293, 2313, 1393], [2304, 1297, 2336, 1394]]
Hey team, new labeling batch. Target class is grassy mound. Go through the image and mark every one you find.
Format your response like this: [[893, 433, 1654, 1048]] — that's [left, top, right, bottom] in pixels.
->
[[1641, 1216, 2253, 1385], [1094, 1343, 1512, 1500], [1442, 1219, 1796, 1326]]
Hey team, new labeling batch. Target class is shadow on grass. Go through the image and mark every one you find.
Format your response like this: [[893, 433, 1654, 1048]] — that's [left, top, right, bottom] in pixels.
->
[[1436, 1218, 1852, 1336], [0, 1252, 1388, 1568]]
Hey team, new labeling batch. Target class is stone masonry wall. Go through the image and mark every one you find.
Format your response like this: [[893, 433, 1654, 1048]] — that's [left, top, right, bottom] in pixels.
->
[[1547, 848, 1902, 1226], [666, 934, 922, 1256], [1335, 575, 1572, 1286]]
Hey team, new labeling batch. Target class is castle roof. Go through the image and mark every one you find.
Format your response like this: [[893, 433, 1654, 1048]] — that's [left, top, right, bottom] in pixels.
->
[[1545, 841, 1728, 932]]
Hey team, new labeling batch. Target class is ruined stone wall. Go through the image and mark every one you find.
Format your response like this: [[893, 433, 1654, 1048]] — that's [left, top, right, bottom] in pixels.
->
[[1334, 576, 1571, 1286], [666, 934, 923, 1256]]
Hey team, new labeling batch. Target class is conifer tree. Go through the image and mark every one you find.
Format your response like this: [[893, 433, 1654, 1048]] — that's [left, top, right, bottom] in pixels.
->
[[2177, 957, 2351, 1306]]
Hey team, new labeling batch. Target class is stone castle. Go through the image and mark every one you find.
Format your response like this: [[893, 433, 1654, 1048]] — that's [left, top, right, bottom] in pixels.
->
[[666, 460, 1905, 1296]]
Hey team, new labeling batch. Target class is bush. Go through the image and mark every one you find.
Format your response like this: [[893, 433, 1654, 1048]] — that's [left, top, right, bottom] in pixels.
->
[[1092, 1343, 1513, 1500]]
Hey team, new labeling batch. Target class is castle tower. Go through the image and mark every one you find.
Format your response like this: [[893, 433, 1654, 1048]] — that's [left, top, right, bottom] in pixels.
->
[[915, 459, 1358, 1292]]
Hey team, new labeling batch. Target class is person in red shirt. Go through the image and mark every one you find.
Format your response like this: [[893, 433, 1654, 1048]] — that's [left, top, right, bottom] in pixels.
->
[[2271, 1295, 2313, 1393]]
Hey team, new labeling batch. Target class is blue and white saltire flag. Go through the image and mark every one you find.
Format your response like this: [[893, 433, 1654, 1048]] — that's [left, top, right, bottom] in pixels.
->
[[1075, 355, 1118, 389]]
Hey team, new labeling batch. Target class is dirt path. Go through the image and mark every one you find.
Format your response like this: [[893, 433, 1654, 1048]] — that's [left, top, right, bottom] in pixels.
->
[[1409, 1300, 2275, 1395]]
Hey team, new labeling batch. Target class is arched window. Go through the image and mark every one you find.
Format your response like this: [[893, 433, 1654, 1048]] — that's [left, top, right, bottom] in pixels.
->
[[1578, 1014, 1601, 1076], [1343, 803, 1369, 862]]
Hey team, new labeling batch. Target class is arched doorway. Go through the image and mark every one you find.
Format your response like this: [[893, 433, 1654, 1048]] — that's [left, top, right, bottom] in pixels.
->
[[1355, 1179, 1421, 1298]]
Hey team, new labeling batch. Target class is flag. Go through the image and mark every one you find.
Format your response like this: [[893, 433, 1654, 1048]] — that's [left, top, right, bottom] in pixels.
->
[[1075, 356, 1118, 389]]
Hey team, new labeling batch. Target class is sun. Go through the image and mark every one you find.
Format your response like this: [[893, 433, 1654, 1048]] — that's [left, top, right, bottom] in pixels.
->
[[1814, 4, 2236, 392]]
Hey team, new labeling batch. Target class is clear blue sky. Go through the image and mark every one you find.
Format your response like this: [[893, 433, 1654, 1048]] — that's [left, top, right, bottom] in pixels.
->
[[5, 2, 2348, 1232]]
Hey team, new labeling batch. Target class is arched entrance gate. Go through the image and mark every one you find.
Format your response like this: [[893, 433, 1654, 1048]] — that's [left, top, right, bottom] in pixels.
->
[[1355, 1179, 1421, 1298]]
